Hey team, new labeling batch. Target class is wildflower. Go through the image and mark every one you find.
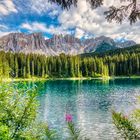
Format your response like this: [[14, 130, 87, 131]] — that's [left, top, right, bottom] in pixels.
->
[[65, 114, 72, 122], [123, 115, 128, 119]]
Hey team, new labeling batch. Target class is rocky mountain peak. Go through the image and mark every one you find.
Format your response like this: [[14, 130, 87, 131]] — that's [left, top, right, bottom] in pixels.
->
[[0, 32, 137, 56]]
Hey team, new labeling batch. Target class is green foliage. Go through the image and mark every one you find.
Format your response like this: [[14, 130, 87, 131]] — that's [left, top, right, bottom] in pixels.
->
[[21, 122, 58, 140], [67, 121, 90, 140], [112, 111, 140, 140], [0, 124, 10, 140], [133, 109, 140, 123], [67, 122, 81, 140], [0, 83, 57, 140], [43, 124, 57, 140], [0, 84, 37, 139], [91, 72, 102, 77]]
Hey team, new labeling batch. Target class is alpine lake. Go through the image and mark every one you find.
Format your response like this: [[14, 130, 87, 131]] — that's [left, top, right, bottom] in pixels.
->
[[13, 78, 140, 139]]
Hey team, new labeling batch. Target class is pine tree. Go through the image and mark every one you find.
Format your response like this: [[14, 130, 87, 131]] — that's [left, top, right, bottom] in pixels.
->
[[31, 60, 35, 77], [26, 56, 31, 78], [14, 56, 18, 78]]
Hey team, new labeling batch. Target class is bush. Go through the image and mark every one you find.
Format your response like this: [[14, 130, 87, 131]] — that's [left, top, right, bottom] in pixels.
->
[[112, 111, 140, 140], [0, 83, 57, 140]]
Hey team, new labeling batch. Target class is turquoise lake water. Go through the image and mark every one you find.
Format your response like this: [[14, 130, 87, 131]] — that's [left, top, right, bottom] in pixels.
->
[[21, 79, 140, 139]]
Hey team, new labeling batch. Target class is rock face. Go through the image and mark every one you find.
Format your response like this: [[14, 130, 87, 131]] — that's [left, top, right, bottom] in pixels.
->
[[46, 34, 84, 55], [0, 33, 55, 55], [84, 36, 117, 53], [0, 33, 136, 56]]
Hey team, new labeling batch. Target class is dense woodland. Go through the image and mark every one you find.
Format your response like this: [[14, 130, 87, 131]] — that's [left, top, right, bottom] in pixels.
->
[[0, 45, 140, 78]]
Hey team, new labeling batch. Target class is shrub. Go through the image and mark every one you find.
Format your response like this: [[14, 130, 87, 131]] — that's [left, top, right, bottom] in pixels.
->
[[0, 83, 57, 140], [112, 111, 140, 140]]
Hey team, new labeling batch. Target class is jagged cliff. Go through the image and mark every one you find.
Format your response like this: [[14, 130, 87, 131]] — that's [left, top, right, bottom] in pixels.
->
[[0, 33, 136, 56]]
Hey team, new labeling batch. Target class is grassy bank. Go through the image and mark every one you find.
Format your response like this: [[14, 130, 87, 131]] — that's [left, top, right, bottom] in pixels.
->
[[2, 75, 140, 82], [1, 77, 47, 82], [1, 76, 111, 82]]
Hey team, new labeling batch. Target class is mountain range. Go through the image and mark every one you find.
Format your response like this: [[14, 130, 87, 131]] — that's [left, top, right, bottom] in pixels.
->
[[0, 33, 136, 56]]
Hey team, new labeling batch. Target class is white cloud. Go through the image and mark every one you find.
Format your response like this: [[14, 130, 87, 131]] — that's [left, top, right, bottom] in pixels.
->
[[1, 0, 139, 43], [21, 22, 70, 35], [58, 0, 140, 43], [48, 9, 59, 17], [0, 24, 10, 37], [0, 0, 17, 15], [75, 28, 85, 38], [30, 0, 61, 16], [0, 24, 8, 30], [21, 22, 48, 32], [0, 27, 21, 38], [0, 24, 21, 37]]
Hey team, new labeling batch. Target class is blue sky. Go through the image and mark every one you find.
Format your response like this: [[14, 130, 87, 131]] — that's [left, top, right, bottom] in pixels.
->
[[0, 0, 140, 42]]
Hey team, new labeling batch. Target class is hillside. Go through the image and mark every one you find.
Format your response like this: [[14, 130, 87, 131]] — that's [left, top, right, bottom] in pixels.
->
[[80, 44, 140, 58]]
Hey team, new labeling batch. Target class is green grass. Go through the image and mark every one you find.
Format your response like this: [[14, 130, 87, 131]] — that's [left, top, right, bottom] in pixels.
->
[[1, 77, 47, 82], [0, 76, 110, 82], [1, 75, 140, 83]]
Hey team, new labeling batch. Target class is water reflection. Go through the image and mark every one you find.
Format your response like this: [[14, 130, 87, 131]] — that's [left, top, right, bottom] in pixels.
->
[[16, 79, 140, 140]]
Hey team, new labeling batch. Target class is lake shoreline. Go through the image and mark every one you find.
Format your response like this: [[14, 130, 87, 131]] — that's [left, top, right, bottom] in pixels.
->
[[1, 76, 140, 82]]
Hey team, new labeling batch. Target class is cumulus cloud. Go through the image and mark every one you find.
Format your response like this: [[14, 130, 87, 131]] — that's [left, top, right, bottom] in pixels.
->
[[0, 0, 17, 15], [21, 22, 70, 35], [0, 0, 139, 43], [58, 0, 140, 43], [75, 27, 94, 39], [30, 0, 61, 16], [75, 28, 85, 38], [21, 22, 48, 32]]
